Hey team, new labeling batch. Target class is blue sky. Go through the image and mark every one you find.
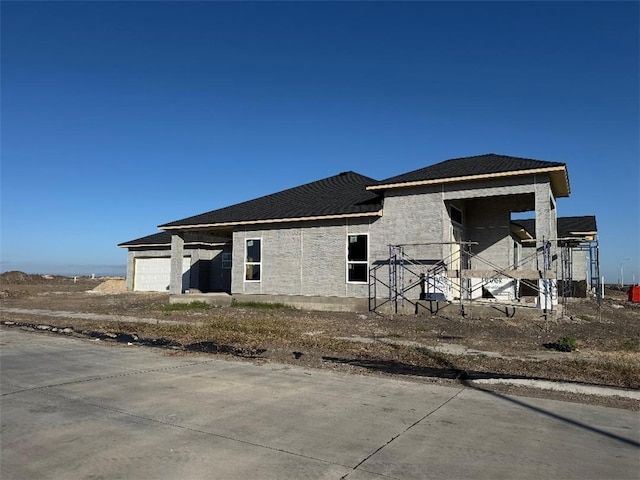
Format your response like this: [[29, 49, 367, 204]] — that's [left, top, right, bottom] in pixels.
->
[[1, 1, 638, 283]]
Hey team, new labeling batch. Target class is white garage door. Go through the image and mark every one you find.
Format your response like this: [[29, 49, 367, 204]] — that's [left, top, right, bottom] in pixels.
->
[[133, 257, 191, 292]]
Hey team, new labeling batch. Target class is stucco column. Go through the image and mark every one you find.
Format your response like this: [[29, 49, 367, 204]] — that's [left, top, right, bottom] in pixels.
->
[[534, 179, 555, 269], [125, 251, 135, 291], [169, 233, 185, 294], [534, 179, 558, 308]]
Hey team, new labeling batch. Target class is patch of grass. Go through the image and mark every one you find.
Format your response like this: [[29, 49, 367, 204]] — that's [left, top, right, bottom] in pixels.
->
[[619, 337, 639, 352], [157, 301, 210, 312], [202, 317, 292, 338], [571, 353, 640, 388], [415, 346, 432, 355], [545, 335, 578, 352], [578, 314, 597, 323], [106, 316, 296, 351], [230, 299, 293, 310], [298, 335, 359, 352], [556, 335, 578, 352]]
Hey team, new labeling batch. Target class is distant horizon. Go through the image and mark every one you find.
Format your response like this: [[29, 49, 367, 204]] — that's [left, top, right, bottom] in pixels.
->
[[0, 264, 126, 278]]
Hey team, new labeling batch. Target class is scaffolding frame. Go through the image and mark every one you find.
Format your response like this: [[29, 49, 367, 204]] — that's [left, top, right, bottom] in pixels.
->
[[558, 238, 601, 305], [369, 236, 600, 315]]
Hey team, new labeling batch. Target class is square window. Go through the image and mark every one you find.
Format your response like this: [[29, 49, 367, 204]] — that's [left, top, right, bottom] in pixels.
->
[[348, 263, 367, 283], [245, 264, 260, 281]]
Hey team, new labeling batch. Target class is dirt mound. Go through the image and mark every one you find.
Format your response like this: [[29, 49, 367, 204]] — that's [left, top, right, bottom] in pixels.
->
[[0, 271, 54, 285], [92, 279, 126, 293]]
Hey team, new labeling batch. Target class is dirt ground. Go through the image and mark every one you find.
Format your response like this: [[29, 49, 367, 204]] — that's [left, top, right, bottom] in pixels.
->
[[1, 272, 639, 410]]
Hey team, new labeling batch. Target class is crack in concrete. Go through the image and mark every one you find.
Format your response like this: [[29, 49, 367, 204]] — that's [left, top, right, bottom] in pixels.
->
[[340, 387, 466, 479]]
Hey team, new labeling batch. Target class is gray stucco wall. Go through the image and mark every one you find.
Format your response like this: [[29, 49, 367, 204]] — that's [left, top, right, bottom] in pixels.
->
[[369, 186, 448, 262], [571, 249, 589, 282], [232, 219, 375, 297], [520, 243, 540, 271]]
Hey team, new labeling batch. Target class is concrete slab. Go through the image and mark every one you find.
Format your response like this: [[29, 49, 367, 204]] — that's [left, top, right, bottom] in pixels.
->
[[1, 329, 638, 479], [359, 389, 639, 479]]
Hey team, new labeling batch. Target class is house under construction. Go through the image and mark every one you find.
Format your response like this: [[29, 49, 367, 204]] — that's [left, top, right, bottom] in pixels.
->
[[119, 154, 600, 316]]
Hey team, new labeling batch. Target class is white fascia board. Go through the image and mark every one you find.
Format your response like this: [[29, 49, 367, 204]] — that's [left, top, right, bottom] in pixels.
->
[[367, 166, 569, 197], [121, 241, 229, 249], [160, 210, 383, 231]]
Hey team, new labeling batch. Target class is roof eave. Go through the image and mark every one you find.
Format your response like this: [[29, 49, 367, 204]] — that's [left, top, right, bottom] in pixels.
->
[[160, 210, 384, 231], [368, 166, 571, 197], [510, 225, 534, 241], [549, 167, 570, 198], [118, 241, 230, 248], [118, 243, 169, 248]]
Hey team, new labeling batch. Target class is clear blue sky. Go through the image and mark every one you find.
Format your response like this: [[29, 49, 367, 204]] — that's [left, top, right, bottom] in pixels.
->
[[1, 1, 638, 283]]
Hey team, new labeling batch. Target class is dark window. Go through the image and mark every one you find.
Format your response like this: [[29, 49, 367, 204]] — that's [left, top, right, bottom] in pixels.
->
[[246, 240, 261, 262], [245, 239, 261, 281], [347, 234, 368, 282], [245, 264, 261, 281]]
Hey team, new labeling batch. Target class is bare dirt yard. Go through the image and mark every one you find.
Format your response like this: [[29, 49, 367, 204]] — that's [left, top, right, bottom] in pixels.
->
[[2, 271, 639, 409]]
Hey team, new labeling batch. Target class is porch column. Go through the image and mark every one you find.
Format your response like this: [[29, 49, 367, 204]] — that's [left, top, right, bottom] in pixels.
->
[[169, 233, 185, 294], [534, 179, 557, 269], [125, 251, 135, 291], [534, 179, 558, 308]]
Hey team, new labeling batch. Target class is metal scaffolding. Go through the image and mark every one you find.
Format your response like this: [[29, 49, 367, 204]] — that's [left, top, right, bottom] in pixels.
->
[[369, 236, 600, 315], [558, 238, 601, 305]]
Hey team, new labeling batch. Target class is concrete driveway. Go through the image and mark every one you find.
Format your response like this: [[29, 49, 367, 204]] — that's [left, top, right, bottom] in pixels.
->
[[1, 328, 638, 479]]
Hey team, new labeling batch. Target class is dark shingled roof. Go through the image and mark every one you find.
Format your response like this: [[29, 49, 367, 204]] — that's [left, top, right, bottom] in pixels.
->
[[159, 171, 382, 229], [374, 153, 566, 187], [513, 216, 597, 239], [118, 231, 230, 248]]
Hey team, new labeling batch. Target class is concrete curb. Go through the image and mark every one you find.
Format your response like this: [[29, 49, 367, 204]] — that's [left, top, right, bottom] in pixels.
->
[[470, 378, 640, 400], [0, 307, 186, 326]]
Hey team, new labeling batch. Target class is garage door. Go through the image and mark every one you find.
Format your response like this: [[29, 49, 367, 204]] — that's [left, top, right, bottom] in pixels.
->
[[133, 257, 191, 292]]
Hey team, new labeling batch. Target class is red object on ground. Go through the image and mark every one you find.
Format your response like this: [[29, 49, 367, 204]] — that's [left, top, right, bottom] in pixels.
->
[[628, 286, 640, 303]]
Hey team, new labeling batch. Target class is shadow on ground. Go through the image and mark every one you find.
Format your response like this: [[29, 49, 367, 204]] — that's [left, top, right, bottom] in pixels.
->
[[322, 352, 640, 449]]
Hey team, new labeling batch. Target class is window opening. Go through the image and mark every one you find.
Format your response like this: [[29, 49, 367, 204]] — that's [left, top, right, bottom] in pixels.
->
[[222, 253, 232, 270], [347, 234, 368, 283], [245, 239, 261, 281]]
